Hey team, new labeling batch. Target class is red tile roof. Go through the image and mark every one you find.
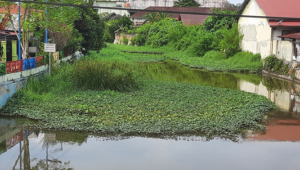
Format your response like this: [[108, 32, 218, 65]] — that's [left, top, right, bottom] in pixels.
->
[[256, 0, 300, 18], [131, 7, 229, 25], [180, 14, 209, 25], [278, 32, 300, 39], [269, 21, 300, 27], [0, 31, 17, 35], [0, 4, 25, 14]]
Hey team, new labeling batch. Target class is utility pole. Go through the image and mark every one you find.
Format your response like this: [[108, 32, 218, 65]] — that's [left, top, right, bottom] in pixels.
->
[[18, 2, 21, 60], [45, 0, 48, 44]]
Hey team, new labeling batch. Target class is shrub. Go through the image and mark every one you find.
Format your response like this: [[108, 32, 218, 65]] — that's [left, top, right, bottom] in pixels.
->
[[203, 50, 227, 60], [122, 35, 129, 45], [69, 59, 140, 91], [217, 23, 243, 57], [263, 55, 289, 75]]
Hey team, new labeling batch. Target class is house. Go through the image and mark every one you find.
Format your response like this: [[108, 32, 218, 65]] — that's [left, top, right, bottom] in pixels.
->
[[130, 7, 233, 26], [127, 0, 228, 9], [238, 0, 300, 61], [94, 0, 130, 16], [0, 4, 39, 61]]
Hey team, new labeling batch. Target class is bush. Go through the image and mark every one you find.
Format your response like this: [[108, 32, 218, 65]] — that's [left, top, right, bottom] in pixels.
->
[[217, 23, 243, 57], [263, 55, 289, 75], [203, 50, 227, 60], [69, 59, 140, 91], [122, 35, 129, 45]]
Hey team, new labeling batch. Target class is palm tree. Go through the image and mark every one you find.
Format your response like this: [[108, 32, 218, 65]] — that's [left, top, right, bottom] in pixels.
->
[[143, 12, 173, 24], [143, 12, 159, 24]]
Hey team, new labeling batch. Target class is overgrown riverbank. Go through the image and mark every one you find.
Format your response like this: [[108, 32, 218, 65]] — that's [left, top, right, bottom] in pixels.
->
[[0, 59, 275, 136], [91, 44, 262, 73]]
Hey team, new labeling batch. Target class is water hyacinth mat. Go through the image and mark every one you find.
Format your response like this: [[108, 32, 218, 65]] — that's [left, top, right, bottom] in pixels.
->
[[1, 80, 275, 136]]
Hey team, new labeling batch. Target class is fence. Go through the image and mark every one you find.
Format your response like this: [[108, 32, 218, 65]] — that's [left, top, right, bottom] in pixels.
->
[[0, 55, 46, 76], [6, 60, 22, 74]]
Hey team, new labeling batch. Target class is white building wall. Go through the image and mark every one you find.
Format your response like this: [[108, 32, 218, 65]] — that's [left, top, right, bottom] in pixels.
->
[[127, 0, 227, 9], [96, 1, 130, 16], [238, 0, 272, 59]]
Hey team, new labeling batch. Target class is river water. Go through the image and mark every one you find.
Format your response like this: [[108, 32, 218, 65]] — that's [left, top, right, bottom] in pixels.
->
[[1, 60, 300, 169]]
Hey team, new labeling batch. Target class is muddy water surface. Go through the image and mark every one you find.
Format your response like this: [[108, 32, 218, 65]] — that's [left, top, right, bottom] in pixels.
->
[[1, 60, 300, 169]]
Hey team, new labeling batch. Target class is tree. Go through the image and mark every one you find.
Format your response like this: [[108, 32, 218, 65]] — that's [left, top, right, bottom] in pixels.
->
[[0, 0, 85, 59], [173, 0, 200, 7], [143, 12, 172, 24], [1, 2, 40, 59], [105, 15, 133, 43], [203, 9, 237, 32], [74, 7, 105, 54]]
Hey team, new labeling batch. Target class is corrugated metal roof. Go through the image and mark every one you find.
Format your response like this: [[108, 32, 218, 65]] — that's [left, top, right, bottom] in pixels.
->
[[269, 21, 300, 27], [130, 7, 213, 18], [180, 14, 209, 25], [256, 0, 300, 18], [278, 32, 300, 39]]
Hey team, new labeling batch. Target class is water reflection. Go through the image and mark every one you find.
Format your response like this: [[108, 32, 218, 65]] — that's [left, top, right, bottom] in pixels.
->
[[2, 60, 300, 169], [143, 60, 300, 115], [0, 122, 300, 170]]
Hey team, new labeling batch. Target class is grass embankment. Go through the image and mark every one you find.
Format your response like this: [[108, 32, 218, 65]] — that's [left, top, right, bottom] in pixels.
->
[[91, 44, 262, 73], [0, 59, 275, 136]]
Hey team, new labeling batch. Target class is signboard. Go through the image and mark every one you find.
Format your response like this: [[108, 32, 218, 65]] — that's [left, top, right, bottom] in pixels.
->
[[44, 43, 56, 52]]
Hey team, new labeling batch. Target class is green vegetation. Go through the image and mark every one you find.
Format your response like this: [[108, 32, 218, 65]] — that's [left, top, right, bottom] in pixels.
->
[[104, 15, 134, 43], [124, 10, 264, 72], [263, 55, 289, 75], [173, 0, 200, 7], [92, 44, 262, 72], [1, 77, 275, 136], [143, 12, 173, 24], [74, 8, 105, 53], [0, 62, 6, 75], [0, 56, 275, 136], [203, 8, 237, 32], [69, 60, 140, 91], [121, 35, 129, 45]]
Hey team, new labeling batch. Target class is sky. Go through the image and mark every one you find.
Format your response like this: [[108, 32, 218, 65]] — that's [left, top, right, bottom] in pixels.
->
[[227, 0, 244, 4]]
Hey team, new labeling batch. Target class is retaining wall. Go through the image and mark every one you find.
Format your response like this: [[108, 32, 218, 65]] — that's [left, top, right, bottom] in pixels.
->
[[0, 54, 75, 109]]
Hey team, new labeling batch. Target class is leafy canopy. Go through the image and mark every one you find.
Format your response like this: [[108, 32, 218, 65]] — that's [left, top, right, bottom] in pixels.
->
[[203, 8, 237, 32], [173, 0, 200, 7]]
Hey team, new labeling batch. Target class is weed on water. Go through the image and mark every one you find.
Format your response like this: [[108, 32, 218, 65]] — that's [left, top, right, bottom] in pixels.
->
[[1, 78, 275, 136]]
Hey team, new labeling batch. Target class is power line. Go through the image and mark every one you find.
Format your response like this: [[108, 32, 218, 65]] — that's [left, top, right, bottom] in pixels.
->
[[1, 0, 300, 21]]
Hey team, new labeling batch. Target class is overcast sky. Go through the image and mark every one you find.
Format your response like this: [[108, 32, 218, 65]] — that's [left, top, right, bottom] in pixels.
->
[[227, 0, 244, 4]]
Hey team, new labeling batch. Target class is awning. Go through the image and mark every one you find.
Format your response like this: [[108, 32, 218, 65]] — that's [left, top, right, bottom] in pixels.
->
[[278, 32, 300, 39], [269, 21, 300, 27]]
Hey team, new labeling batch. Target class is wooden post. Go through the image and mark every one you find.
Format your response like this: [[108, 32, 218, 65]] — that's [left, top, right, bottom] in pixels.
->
[[1, 41, 7, 62], [12, 40, 18, 61], [293, 39, 297, 61], [49, 52, 51, 75]]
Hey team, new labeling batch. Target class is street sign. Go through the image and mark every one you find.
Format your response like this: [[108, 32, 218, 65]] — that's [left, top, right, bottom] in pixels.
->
[[44, 43, 56, 52]]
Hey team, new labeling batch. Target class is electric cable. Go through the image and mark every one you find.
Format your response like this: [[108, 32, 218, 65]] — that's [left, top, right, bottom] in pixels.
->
[[1, 0, 300, 21]]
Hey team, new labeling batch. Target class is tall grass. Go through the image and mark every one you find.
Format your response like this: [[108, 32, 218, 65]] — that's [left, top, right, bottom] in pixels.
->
[[70, 59, 141, 91]]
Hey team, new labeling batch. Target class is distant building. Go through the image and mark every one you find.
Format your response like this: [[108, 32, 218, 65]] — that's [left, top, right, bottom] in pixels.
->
[[128, 0, 228, 9], [94, 0, 230, 16], [130, 6, 234, 26]]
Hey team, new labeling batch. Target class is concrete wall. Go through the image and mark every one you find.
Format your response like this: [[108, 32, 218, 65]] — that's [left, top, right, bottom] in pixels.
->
[[238, 0, 272, 59], [0, 55, 73, 82], [114, 33, 137, 45], [0, 54, 74, 109], [277, 41, 293, 61]]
